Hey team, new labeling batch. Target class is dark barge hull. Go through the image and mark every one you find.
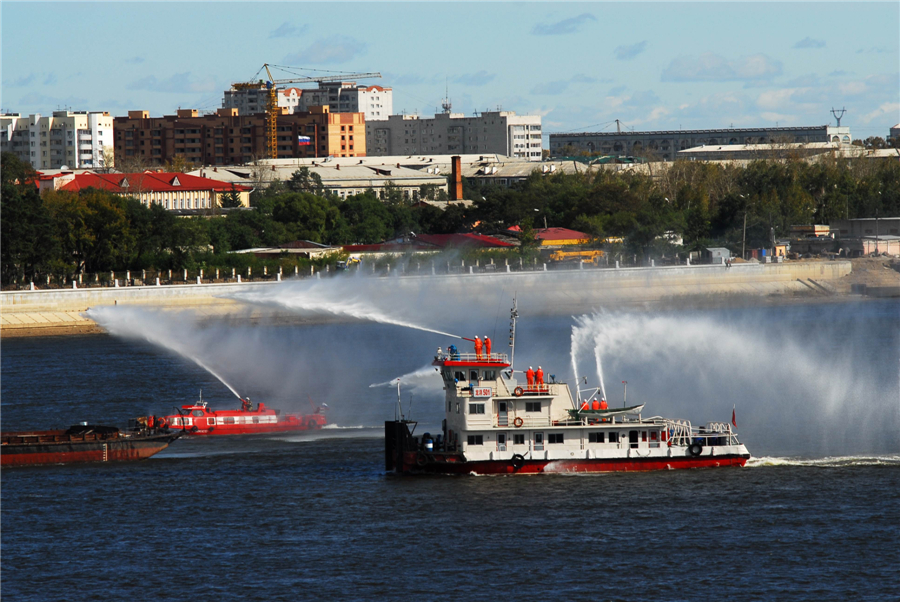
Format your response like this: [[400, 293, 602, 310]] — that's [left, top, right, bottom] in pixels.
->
[[1, 429, 181, 467]]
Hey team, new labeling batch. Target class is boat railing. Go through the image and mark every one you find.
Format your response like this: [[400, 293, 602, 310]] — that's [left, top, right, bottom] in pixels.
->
[[439, 352, 510, 364], [664, 419, 740, 446], [494, 415, 552, 428]]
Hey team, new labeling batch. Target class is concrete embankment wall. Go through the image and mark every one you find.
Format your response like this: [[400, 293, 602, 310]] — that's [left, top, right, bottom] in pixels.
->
[[0, 261, 851, 335]]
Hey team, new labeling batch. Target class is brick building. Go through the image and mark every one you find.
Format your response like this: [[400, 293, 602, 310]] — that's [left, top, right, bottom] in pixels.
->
[[113, 107, 365, 166]]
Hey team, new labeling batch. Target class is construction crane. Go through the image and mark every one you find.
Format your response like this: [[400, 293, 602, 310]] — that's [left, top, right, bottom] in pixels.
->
[[230, 64, 381, 159]]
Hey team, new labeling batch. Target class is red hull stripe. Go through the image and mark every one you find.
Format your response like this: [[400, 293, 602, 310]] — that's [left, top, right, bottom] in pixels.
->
[[399, 455, 749, 475]]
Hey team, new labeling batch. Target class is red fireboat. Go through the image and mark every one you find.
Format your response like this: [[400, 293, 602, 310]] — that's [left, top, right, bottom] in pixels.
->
[[161, 396, 327, 436]]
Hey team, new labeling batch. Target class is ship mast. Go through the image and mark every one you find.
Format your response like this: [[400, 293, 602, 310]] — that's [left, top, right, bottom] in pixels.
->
[[508, 296, 518, 373]]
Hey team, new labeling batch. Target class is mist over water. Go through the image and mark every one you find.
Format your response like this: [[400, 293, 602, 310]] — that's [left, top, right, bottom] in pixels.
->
[[570, 306, 900, 456], [78, 272, 898, 458]]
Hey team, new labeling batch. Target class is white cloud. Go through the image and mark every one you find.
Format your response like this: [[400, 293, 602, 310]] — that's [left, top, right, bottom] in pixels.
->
[[861, 102, 900, 124], [662, 52, 782, 82], [282, 36, 367, 65]]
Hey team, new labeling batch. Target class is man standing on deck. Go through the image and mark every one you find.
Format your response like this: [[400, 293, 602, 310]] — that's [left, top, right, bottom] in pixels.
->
[[526, 366, 535, 386], [474, 336, 483, 359], [536, 366, 544, 385], [484, 335, 491, 359]]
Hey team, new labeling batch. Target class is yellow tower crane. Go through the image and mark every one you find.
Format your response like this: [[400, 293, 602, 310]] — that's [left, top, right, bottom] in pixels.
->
[[230, 64, 381, 159]]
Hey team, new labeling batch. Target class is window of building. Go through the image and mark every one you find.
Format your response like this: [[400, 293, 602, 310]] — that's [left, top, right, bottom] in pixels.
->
[[468, 403, 485, 415], [525, 402, 541, 412], [467, 435, 484, 446], [548, 433, 564, 444]]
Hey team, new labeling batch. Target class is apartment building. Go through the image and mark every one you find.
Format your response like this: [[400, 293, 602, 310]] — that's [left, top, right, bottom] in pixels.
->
[[113, 107, 365, 166], [366, 111, 542, 161], [222, 82, 391, 122], [550, 125, 852, 161], [1, 111, 113, 169]]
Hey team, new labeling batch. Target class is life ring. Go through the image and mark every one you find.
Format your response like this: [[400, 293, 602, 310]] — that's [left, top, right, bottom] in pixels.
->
[[689, 442, 703, 457], [513, 417, 524, 428], [511, 454, 525, 470], [513, 387, 524, 397], [416, 452, 427, 467], [157, 417, 167, 429]]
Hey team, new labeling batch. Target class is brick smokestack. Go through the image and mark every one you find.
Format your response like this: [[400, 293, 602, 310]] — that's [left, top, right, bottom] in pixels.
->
[[451, 155, 463, 200]]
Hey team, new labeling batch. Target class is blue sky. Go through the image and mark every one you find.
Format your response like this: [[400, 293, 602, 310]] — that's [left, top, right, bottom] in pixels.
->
[[3, 1, 898, 139]]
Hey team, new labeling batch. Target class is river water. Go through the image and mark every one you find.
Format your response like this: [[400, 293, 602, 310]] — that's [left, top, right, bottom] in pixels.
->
[[2, 296, 898, 600]]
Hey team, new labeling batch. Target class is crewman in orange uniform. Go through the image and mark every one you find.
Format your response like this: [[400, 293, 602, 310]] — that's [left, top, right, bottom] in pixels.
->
[[592, 399, 600, 410], [536, 366, 544, 385], [600, 398, 608, 410], [526, 366, 535, 386], [484, 336, 491, 359], [474, 336, 483, 359]]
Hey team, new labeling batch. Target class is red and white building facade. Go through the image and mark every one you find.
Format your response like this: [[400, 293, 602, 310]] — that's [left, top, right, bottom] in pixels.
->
[[56, 172, 250, 210]]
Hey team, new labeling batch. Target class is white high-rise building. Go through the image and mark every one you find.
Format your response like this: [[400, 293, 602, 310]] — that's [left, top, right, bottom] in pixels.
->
[[223, 82, 392, 122], [1, 111, 113, 170], [365, 111, 543, 161]]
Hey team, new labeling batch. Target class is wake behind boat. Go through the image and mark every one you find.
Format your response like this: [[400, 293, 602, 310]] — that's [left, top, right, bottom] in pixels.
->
[[385, 300, 751, 475], [162, 396, 327, 436]]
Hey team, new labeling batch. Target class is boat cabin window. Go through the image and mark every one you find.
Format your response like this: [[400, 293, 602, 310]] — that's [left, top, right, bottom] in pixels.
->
[[629, 430, 639, 449], [513, 434, 525, 445], [223, 417, 235, 425], [525, 402, 541, 412], [468, 403, 485, 415], [548, 433, 564, 444], [534, 433, 544, 451], [608, 432, 619, 443], [497, 434, 507, 451], [443, 370, 452, 380], [467, 435, 484, 445], [191, 410, 204, 417], [589, 432, 605, 443], [483, 370, 496, 380], [253, 417, 260, 424], [208, 418, 216, 426], [454, 371, 466, 382], [469, 370, 478, 381], [456, 403, 460, 414]]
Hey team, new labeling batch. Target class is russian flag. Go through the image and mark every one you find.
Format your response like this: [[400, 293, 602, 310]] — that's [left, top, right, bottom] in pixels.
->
[[297, 135, 311, 145]]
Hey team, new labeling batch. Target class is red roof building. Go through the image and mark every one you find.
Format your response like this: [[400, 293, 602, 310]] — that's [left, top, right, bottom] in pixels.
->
[[343, 233, 512, 256], [507, 226, 589, 246], [57, 172, 250, 210]]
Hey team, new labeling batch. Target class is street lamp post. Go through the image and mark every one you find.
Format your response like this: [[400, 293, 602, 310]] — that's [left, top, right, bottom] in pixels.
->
[[739, 194, 747, 260]]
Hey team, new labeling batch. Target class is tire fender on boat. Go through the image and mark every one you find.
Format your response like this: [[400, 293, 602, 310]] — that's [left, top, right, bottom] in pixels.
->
[[416, 452, 427, 467], [513, 417, 524, 428], [511, 454, 525, 470], [513, 387, 524, 397], [190, 425, 199, 434], [688, 442, 703, 457]]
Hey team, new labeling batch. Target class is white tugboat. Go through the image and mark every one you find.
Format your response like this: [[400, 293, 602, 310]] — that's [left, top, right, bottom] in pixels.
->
[[385, 300, 751, 475]]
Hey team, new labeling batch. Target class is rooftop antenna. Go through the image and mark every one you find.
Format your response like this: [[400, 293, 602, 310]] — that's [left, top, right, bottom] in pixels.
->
[[831, 107, 846, 127], [441, 78, 452, 114]]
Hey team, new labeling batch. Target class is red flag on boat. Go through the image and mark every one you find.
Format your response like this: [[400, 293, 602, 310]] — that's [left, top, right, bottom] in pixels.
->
[[732, 405, 737, 428]]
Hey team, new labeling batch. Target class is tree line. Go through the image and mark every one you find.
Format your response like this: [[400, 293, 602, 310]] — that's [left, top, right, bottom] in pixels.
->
[[2, 151, 897, 286]]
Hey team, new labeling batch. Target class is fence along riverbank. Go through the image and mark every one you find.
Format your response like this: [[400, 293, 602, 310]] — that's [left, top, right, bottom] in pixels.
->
[[0, 259, 854, 337]]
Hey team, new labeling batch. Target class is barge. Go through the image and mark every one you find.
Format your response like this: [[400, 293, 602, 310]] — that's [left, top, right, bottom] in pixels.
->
[[1, 423, 180, 467]]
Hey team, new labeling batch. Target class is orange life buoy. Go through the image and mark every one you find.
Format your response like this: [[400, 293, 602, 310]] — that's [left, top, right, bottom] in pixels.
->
[[513, 417, 524, 428], [514, 387, 524, 397]]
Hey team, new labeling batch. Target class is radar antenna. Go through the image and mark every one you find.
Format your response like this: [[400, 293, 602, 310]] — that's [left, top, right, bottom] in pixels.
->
[[831, 107, 846, 127]]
